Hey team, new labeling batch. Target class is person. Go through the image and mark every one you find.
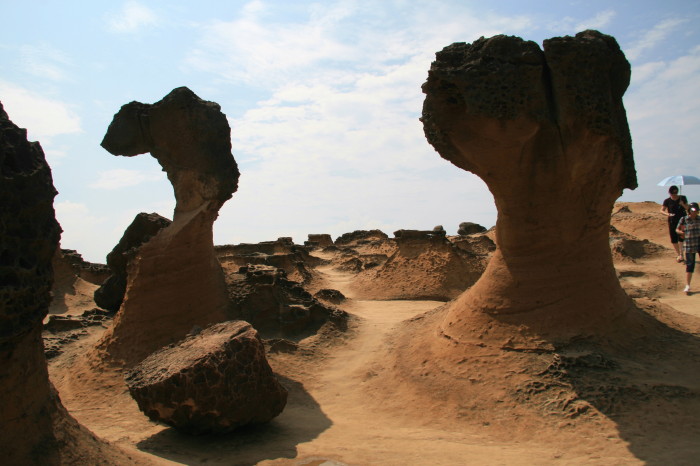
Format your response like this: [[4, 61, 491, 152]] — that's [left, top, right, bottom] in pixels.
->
[[661, 185, 689, 262], [676, 202, 700, 295]]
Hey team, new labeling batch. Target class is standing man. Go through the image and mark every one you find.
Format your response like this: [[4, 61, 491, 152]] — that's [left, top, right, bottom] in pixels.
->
[[661, 185, 689, 262], [677, 202, 700, 295]]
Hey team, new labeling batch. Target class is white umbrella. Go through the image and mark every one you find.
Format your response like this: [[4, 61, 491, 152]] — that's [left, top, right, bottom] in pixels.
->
[[657, 175, 700, 194]]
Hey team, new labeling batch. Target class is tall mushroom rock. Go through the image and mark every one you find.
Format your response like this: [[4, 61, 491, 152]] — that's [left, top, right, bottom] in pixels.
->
[[421, 31, 638, 348], [97, 87, 240, 366], [0, 102, 62, 463]]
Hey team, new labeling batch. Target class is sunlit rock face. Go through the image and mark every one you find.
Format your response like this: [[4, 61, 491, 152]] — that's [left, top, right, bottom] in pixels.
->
[[0, 102, 61, 464], [421, 31, 638, 348], [97, 87, 240, 366], [94, 212, 172, 312]]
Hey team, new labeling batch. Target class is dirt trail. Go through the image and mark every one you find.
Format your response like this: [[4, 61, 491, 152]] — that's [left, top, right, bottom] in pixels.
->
[[262, 264, 558, 465]]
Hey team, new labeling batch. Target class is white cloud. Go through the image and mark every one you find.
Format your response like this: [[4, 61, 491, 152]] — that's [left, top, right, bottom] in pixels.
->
[[89, 168, 166, 190], [107, 1, 158, 33], [625, 18, 687, 61], [575, 9, 616, 32], [0, 80, 81, 140], [622, 45, 700, 201], [20, 43, 71, 81]]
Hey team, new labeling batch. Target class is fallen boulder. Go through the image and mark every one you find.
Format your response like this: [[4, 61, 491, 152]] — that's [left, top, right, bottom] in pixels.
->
[[125, 321, 287, 434]]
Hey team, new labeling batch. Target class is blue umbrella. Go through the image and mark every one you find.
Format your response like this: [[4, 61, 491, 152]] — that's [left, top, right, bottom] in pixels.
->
[[657, 175, 700, 194]]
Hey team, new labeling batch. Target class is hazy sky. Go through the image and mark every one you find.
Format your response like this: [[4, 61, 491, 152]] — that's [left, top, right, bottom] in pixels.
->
[[1, 0, 699, 262]]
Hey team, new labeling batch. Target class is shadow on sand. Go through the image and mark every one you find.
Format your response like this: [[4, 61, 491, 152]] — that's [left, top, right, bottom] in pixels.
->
[[136, 375, 331, 464]]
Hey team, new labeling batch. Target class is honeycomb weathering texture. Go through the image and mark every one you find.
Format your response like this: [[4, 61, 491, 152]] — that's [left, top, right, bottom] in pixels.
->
[[421, 31, 639, 346], [0, 102, 60, 463]]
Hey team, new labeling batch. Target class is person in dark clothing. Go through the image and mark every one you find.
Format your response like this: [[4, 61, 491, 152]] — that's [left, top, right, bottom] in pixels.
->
[[661, 185, 689, 262]]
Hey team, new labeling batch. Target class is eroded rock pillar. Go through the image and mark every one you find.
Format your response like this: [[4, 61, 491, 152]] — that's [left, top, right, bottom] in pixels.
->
[[97, 87, 240, 366], [421, 31, 638, 347], [0, 102, 62, 464]]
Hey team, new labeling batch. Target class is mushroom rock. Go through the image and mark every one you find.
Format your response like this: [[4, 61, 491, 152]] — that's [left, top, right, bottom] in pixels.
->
[[97, 87, 240, 366], [421, 31, 639, 348], [94, 212, 172, 312]]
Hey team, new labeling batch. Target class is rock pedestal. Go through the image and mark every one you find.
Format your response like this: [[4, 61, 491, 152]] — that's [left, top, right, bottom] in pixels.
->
[[125, 321, 288, 434], [421, 31, 638, 347], [97, 87, 240, 366]]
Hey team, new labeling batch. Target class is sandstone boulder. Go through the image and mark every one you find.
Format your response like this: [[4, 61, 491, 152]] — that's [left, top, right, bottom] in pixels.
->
[[306, 234, 334, 248], [335, 229, 389, 246], [457, 222, 487, 236], [97, 87, 239, 366], [421, 30, 639, 346], [125, 321, 287, 434], [94, 212, 171, 312]]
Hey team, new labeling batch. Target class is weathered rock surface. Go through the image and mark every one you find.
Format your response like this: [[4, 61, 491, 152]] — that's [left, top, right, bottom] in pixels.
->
[[57, 249, 110, 285], [335, 229, 389, 246], [421, 30, 639, 346], [0, 100, 62, 464], [97, 87, 239, 366], [125, 321, 287, 434], [314, 288, 346, 304], [457, 222, 487, 236], [224, 264, 348, 338], [351, 229, 488, 300], [306, 233, 334, 248], [216, 237, 323, 284], [1, 102, 132, 465], [94, 212, 171, 312]]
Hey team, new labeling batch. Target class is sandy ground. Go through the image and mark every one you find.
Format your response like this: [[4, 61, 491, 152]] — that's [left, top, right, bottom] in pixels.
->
[[47, 201, 699, 465]]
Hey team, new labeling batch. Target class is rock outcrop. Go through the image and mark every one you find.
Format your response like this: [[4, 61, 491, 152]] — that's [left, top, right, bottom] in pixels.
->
[[97, 87, 239, 366], [94, 212, 171, 312], [224, 264, 348, 338], [457, 222, 487, 236], [350, 229, 488, 300], [216, 237, 323, 284], [421, 31, 639, 346], [125, 321, 287, 434], [335, 229, 389, 246], [306, 234, 334, 248], [0, 103, 135, 465], [0, 100, 63, 464]]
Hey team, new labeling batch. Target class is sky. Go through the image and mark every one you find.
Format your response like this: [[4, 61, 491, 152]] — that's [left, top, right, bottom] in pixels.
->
[[1, 0, 699, 262]]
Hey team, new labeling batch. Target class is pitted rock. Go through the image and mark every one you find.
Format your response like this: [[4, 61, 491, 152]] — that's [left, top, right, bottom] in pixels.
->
[[125, 321, 287, 434]]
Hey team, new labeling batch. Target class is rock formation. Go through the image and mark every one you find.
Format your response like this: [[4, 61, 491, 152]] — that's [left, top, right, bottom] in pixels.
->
[[0, 103, 137, 465], [335, 229, 389, 246], [306, 233, 334, 248], [421, 30, 639, 347], [457, 222, 487, 236], [350, 228, 488, 300], [125, 321, 288, 434], [97, 87, 239, 366], [0, 100, 63, 464], [216, 237, 323, 284], [94, 212, 171, 312], [224, 264, 348, 337]]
